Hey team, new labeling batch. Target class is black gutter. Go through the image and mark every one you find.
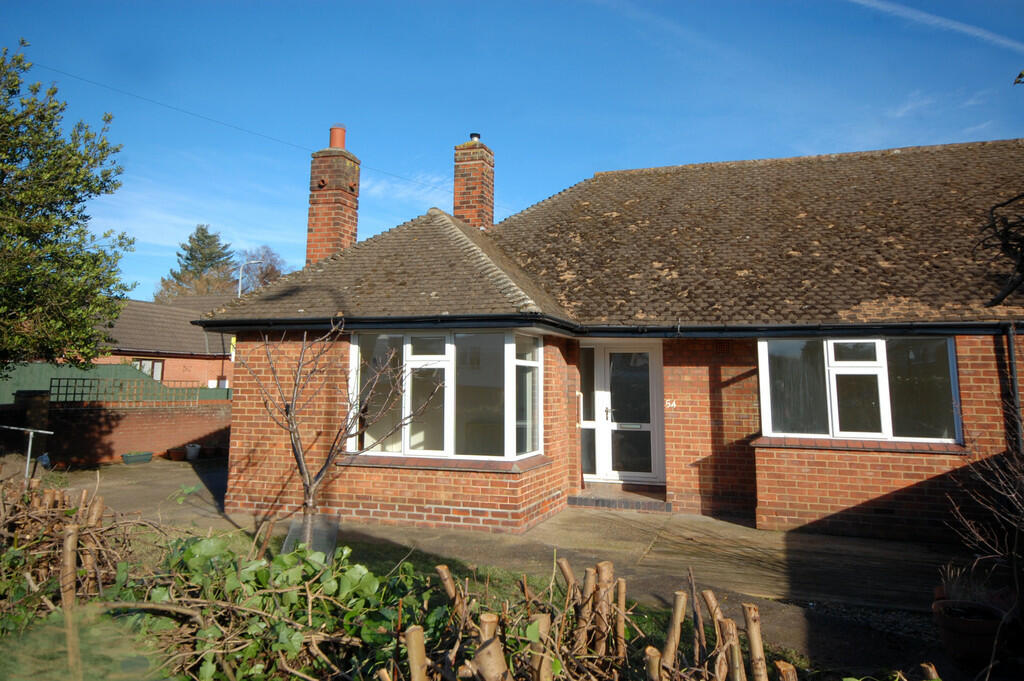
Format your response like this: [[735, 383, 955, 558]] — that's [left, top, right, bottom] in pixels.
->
[[195, 313, 1024, 338], [1007, 322, 1023, 454]]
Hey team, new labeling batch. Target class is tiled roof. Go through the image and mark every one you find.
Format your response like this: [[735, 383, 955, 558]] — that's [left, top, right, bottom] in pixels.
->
[[488, 138, 1024, 326], [206, 209, 571, 322], [206, 138, 1024, 330], [109, 300, 230, 356]]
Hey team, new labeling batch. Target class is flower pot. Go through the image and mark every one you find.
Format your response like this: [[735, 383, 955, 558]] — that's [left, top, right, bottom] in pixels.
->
[[932, 599, 1005, 670], [121, 451, 153, 465], [185, 444, 201, 462], [167, 448, 186, 462]]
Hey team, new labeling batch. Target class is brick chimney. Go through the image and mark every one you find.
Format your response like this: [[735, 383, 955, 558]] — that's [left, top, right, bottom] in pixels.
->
[[453, 132, 494, 229], [306, 125, 360, 265]]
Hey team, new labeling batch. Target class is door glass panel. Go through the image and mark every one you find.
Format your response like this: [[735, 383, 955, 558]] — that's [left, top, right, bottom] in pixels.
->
[[886, 338, 956, 438], [455, 334, 503, 455], [611, 430, 652, 473], [580, 347, 595, 421], [835, 374, 882, 433], [834, 342, 877, 362], [581, 428, 596, 474], [409, 368, 444, 450], [609, 352, 650, 423], [410, 336, 445, 356]]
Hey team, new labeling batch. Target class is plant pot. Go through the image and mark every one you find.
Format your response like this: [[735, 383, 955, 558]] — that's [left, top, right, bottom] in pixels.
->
[[185, 444, 201, 462], [932, 599, 1005, 670], [167, 448, 186, 462], [121, 451, 153, 465]]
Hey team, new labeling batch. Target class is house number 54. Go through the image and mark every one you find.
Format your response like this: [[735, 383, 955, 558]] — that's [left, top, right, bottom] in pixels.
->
[[664, 399, 677, 409]]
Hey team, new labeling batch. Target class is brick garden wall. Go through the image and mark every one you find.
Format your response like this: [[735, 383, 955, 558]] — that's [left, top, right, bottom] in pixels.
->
[[753, 334, 1021, 539]]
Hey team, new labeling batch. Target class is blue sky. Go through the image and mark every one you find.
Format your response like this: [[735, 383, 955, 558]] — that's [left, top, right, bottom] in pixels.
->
[[4, 1, 1023, 298]]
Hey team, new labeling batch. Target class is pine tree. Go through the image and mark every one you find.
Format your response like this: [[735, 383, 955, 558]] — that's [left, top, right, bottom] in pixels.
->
[[154, 225, 235, 301]]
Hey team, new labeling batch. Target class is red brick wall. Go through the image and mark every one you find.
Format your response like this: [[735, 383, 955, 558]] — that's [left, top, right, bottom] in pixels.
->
[[306, 148, 360, 264], [225, 333, 571, 532], [453, 139, 494, 228], [96, 354, 233, 387], [754, 334, 1020, 539], [46, 400, 231, 464], [662, 339, 760, 514]]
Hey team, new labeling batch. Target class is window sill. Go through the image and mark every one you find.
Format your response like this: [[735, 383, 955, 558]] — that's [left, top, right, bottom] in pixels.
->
[[750, 436, 966, 455], [334, 453, 552, 474]]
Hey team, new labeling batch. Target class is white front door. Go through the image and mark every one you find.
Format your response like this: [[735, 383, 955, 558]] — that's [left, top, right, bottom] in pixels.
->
[[580, 343, 664, 483]]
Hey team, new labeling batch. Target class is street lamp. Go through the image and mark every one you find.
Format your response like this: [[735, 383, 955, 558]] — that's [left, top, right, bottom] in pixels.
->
[[237, 259, 263, 298]]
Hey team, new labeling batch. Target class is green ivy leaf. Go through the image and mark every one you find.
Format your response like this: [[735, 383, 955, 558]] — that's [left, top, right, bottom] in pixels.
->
[[198, 656, 216, 681], [552, 658, 563, 676], [525, 619, 541, 642]]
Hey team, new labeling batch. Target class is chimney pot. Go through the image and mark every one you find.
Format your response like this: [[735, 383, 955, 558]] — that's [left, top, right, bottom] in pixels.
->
[[329, 125, 346, 149], [469, 132, 480, 142]]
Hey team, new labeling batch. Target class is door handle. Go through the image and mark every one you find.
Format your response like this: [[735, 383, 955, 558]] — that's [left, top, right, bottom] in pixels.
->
[[605, 407, 613, 421]]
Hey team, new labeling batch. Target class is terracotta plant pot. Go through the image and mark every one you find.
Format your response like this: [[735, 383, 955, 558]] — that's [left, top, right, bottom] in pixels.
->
[[167, 448, 186, 462], [932, 599, 1004, 670]]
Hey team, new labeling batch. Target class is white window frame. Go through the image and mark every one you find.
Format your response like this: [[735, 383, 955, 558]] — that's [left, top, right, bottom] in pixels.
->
[[757, 337, 961, 443], [349, 330, 543, 460]]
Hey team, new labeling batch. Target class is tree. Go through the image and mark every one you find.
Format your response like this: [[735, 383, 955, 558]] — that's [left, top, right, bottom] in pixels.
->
[[236, 325, 439, 546], [154, 224, 235, 301], [0, 40, 133, 374], [237, 245, 288, 295]]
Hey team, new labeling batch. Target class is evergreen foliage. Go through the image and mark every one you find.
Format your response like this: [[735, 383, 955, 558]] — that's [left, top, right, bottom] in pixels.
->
[[0, 40, 133, 374], [154, 224, 235, 301]]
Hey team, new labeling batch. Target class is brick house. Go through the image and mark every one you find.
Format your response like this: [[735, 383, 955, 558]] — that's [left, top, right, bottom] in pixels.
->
[[95, 299, 233, 387], [199, 129, 1024, 539]]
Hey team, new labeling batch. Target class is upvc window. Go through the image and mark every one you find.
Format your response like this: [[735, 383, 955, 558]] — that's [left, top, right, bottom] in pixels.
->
[[758, 337, 960, 442], [352, 332, 543, 458]]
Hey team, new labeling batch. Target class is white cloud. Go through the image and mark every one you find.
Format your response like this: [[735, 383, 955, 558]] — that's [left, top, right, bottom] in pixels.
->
[[846, 0, 1024, 54], [963, 120, 994, 136], [360, 170, 451, 207], [887, 90, 934, 118]]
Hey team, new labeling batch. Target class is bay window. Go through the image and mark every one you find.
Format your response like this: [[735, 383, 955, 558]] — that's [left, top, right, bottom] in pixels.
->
[[758, 337, 960, 441], [353, 332, 543, 458]]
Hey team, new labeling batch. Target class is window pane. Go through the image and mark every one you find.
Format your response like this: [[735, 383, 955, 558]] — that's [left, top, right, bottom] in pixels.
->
[[767, 340, 829, 434], [581, 428, 596, 474], [455, 334, 504, 455], [580, 347, 595, 421], [152, 361, 163, 382], [611, 430, 652, 473], [887, 339, 956, 438], [516, 365, 539, 453], [834, 342, 877, 362], [358, 334, 404, 452], [515, 335, 539, 361], [410, 368, 444, 451], [609, 352, 650, 423], [410, 336, 445, 355], [836, 374, 882, 433]]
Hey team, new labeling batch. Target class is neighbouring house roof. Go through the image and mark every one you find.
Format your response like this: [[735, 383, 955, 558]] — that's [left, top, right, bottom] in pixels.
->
[[163, 293, 239, 315], [204, 209, 572, 323], [203, 138, 1024, 332], [110, 300, 230, 356]]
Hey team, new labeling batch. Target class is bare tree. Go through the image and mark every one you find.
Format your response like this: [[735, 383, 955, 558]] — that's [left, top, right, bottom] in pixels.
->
[[237, 245, 288, 294], [236, 323, 440, 546]]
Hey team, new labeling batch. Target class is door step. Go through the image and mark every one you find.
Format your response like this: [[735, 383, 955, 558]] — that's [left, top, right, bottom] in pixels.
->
[[568, 483, 672, 512]]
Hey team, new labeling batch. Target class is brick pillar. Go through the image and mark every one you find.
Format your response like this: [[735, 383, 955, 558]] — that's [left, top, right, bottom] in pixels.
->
[[453, 133, 494, 229], [306, 126, 360, 265]]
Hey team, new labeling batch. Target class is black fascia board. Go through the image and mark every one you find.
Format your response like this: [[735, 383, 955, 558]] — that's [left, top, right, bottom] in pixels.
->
[[194, 314, 1021, 337]]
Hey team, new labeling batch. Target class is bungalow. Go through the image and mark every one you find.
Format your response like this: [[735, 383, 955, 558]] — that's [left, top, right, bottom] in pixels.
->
[[199, 128, 1024, 539]]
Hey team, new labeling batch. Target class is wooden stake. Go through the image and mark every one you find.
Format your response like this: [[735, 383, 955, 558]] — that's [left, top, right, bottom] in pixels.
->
[[721, 618, 746, 681], [474, 614, 510, 681], [86, 496, 105, 527], [701, 589, 724, 647], [436, 564, 467, 624], [661, 590, 688, 670], [772, 660, 798, 681], [556, 557, 578, 603], [376, 668, 393, 681], [643, 646, 662, 681], [404, 625, 427, 681], [60, 524, 79, 609], [528, 612, 552, 681], [713, 651, 729, 681], [573, 567, 597, 654], [688, 567, 707, 663], [593, 560, 615, 656], [42, 488, 55, 510], [919, 662, 940, 680], [615, 577, 627, 662], [741, 604, 768, 681]]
